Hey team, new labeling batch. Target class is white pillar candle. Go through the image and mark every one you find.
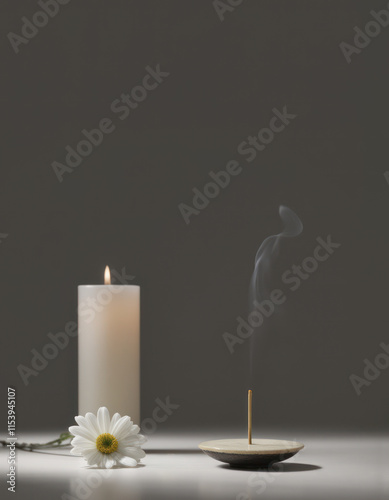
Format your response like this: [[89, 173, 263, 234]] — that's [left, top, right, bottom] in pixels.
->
[[78, 266, 140, 423]]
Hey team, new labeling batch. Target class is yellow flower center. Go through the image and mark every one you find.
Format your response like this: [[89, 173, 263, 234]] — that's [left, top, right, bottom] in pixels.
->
[[96, 433, 118, 454]]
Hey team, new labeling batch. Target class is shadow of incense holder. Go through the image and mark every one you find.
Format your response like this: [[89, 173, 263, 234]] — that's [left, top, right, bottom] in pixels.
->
[[198, 390, 304, 468]]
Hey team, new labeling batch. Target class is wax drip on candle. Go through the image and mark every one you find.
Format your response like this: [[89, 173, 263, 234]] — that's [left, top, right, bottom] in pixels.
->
[[104, 265, 111, 285]]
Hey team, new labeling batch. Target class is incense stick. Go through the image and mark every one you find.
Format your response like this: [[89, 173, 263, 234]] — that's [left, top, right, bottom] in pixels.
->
[[248, 389, 252, 445]]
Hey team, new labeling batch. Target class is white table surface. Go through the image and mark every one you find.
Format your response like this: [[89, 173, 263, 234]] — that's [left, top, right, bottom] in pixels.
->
[[1, 431, 388, 499]]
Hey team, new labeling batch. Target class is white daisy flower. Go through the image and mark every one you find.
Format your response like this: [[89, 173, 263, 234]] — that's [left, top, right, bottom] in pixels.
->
[[69, 407, 146, 468]]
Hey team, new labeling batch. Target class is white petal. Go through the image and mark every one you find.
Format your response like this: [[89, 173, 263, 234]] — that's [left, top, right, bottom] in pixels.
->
[[70, 447, 84, 454], [71, 436, 95, 448], [69, 425, 95, 441], [110, 452, 122, 465], [103, 454, 116, 469], [118, 455, 138, 467], [71, 444, 96, 454], [136, 434, 147, 445], [84, 412, 100, 436], [119, 436, 142, 447], [97, 407, 111, 433], [112, 416, 133, 440], [109, 413, 121, 434], [85, 450, 102, 467], [70, 448, 83, 455], [96, 456, 107, 468], [119, 435, 147, 448], [74, 415, 91, 431]]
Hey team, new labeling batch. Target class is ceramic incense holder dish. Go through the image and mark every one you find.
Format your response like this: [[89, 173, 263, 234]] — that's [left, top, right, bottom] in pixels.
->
[[199, 391, 304, 468], [198, 438, 304, 468]]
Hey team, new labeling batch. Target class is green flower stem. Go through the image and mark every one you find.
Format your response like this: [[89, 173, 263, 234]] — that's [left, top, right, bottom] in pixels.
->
[[0, 431, 73, 452]]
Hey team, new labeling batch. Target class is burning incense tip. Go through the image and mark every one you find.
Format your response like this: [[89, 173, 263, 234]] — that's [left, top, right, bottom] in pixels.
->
[[248, 389, 252, 445]]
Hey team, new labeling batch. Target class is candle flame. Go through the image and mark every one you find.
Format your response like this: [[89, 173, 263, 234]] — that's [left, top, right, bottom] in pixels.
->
[[104, 266, 111, 285]]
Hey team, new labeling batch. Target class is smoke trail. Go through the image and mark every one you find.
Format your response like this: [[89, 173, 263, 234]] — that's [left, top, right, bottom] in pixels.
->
[[249, 206, 303, 372]]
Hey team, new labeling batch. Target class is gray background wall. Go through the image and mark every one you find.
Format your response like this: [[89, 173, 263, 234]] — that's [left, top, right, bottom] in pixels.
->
[[1, 0, 388, 434]]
